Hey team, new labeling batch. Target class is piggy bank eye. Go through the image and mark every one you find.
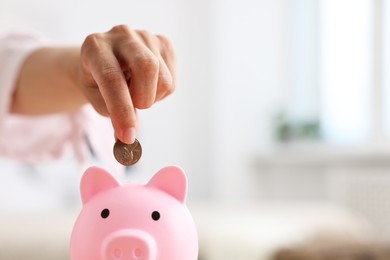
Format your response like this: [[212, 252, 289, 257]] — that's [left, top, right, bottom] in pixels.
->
[[151, 211, 160, 221], [101, 208, 110, 219]]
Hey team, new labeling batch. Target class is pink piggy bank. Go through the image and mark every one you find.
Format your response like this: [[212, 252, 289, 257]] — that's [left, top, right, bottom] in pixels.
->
[[70, 166, 198, 260]]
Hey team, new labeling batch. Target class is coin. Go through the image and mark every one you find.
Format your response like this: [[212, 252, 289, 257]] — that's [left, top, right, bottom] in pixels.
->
[[113, 138, 142, 166]]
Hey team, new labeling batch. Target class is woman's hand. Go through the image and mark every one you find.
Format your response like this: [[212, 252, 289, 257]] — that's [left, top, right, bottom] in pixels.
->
[[12, 25, 176, 145], [79, 25, 176, 144]]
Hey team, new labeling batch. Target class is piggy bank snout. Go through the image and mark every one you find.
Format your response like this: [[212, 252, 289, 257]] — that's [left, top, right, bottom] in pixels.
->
[[102, 229, 157, 260]]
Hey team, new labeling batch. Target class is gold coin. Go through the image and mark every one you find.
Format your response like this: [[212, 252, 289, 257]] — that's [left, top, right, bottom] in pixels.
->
[[113, 139, 142, 166]]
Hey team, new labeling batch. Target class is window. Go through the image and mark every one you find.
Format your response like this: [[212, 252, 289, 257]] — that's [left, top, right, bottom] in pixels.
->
[[319, 0, 373, 144], [281, 0, 389, 146]]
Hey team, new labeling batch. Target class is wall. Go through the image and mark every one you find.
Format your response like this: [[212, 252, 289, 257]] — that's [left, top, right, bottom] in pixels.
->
[[0, 0, 291, 202], [209, 0, 285, 200], [0, 0, 215, 200]]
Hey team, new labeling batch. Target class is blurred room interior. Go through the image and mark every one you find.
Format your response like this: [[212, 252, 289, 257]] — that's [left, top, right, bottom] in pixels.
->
[[1, 0, 390, 259]]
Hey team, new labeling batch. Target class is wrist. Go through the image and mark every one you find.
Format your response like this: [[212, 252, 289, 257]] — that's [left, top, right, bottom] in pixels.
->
[[60, 47, 88, 104]]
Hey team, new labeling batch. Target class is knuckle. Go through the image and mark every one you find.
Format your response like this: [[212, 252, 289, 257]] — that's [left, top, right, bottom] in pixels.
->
[[82, 33, 103, 50], [157, 35, 175, 53], [136, 53, 159, 75], [136, 30, 153, 42], [81, 33, 105, 62], [166, 82, 176, 95], [136, 29, 149, 36], [160, 84, 175, 100], [110, 24, 131, 35], [101, 66, 123, 83], [80, 33, 106, 67], [159, 74, 174, 94], [156, 34, 170, 45]]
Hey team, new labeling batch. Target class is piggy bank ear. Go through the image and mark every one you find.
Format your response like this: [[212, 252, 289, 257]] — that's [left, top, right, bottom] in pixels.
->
[[80, 167, 121, 204], [147, 166, 187, 203]]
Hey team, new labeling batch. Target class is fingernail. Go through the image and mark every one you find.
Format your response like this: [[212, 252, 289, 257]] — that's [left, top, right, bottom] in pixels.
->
[[122, 127, 136, 144]]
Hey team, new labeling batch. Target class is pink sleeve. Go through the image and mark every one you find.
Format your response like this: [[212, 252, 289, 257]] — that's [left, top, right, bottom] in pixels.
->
[[0, 31, 124, 172], [0, 31, 47, 123], [0, 31, 86, 163], [0, 33, 113, 169]]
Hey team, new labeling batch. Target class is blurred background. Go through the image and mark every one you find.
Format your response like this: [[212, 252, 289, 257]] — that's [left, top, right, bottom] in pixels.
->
[[1, 0, 390, 259]]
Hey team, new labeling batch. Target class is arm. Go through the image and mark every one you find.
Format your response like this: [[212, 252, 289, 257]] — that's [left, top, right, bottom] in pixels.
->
[[11, 47, 86, 115]]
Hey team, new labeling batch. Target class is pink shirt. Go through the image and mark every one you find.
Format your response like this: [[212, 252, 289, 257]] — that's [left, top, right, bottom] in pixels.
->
[[0, 31, 116, 169]]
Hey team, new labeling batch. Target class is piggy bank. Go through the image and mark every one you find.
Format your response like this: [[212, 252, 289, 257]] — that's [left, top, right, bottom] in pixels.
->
[[70, 166, 198, 260]]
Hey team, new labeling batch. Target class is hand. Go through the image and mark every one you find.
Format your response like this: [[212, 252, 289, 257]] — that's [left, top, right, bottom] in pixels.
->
[[78, 25, 176, 144]]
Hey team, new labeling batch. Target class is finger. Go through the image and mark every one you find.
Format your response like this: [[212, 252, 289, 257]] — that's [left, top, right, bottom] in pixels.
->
[[156, 34, 176, 101], [86, 48, 137, 144], [117, 40, 159, 109], [113, 109, 139, 141], [137, 31, 175, 102], [155, 56, 174, 102]]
